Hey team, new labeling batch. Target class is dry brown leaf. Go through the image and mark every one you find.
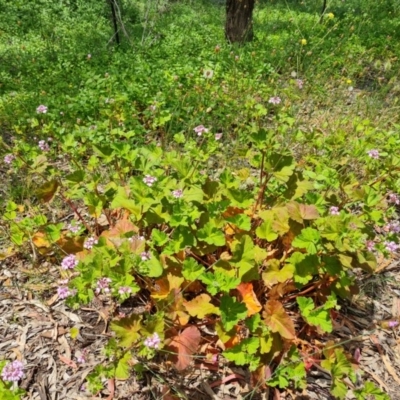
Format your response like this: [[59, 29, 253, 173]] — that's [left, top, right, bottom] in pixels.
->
[[236, 282, 262, 317]]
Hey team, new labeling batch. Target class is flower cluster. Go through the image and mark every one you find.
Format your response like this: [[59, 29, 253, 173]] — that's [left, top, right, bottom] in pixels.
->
[[4, 154, 15, 164], [1, 360, 24, 382], [140, 251, 151, 261], [172, 189, 183, 198], [36, 104, 48, 114], [144, 333, 161, 349], [384, 241, 399, 253], [61, 254, 78, 270], [268, 96, 281, 105], [143, 175, 157, 187], [388, 193, 400, 205], [329, 206, 340, 215], [367, 149, 380, 159], [67, 222, 81, 233], [84, 236, 98, 249], [57, 286, 73, 299], [38, 140, 50, 152], [76, 349, 87, 364], [384, 221, 400, 234], [296, 79, 304, 89], [95, 277, 112, 294], [118, 286, 132, 295], [193, 125, 209, 136], [366, 240, 375, 252]]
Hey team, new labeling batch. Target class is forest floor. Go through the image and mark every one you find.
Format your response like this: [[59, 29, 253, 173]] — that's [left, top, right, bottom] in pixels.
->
[[2, 252, 400, 400]]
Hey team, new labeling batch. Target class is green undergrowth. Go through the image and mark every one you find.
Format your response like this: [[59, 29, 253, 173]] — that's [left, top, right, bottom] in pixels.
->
[[1, 0, 400, 399]]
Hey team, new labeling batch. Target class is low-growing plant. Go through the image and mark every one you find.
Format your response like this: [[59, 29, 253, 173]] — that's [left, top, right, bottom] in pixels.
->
[[1, 101, 397, 398]]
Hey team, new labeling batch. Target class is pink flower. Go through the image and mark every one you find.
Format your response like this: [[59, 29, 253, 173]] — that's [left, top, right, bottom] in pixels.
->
[[329, 206, 340, 215], [384, 241, 399, 252], [296, 79, 304, 89], [141, 251, 151, 261], [172, 189, 183, 198], [38, 140, 50, 151], [367, 149, 380, 159], [143, 175, 157, 187], [36, 105, 48, 114], [388, 193, 400, 205], [144, 333, 161, 349], [268, 96, 281, 105], [389, 320, 399, 328], [57, 286, 72, 299], [1, 360, 24, 382], [76, 350, 87, 364], [118, 286, 132, 295], [84, 236, 98, 249], [215, 133, 222, 140], [384, 221, 400, 234], [4, 154, 15, 164], [61, 254, 78, 270], [194, 125, 209, 136], [95, 277, 112, 295], [366, 240, 375, 251], [67, 222, 81, 233]]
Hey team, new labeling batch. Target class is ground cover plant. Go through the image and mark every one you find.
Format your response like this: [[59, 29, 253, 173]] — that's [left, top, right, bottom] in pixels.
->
[[1, 0, 400, 398]]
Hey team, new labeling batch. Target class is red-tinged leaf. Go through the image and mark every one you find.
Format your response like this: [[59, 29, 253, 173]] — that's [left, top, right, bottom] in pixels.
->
[[262, 300, 295, 340], [106, 378, 115, 400], [111, 314, 142, 347], [166, 326, 201, 371], [109, 218, 138, 236], [36, 180, 59, 203], [57, 235, 85, 254], [236, 282, 262, 317], [286, 201, 319, 223]]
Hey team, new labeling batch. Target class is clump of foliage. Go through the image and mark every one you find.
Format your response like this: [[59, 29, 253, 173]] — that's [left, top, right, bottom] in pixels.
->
[[1, 0, 400, 399]]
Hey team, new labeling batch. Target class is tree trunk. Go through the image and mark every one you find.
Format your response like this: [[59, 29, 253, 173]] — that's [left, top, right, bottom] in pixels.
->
[[225, 0, 255, 44]]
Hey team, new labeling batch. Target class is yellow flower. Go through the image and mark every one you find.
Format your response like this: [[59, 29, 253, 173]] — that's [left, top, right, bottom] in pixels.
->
[[346, 79, 352, 84], [300, 39, 307, 45], [327, 13, 334, 19]]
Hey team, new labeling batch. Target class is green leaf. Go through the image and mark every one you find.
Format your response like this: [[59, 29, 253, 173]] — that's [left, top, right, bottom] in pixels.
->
[[225, 188, 253, 208], [225, 214, 251, 231], [200, 271, 240, 295], [354, 381, 390, 400], [256, 218, 278, 242], [182, 258, 204, 281], [230, 235, 256, 279], [115, 352, 131, 380], [297, 297, 333, 333], [220, 295, 248, 331], [151, 229, 169, 247], [143, 254, 163, 277], [267, 153, 296, 183], [262, 259, 294, 286], [292, 228, 321, 254], [111, 315, 142, 347], [223, 337, 260, 368], [111, 187, 142, 220], [197, 221, 225, 246], [288, 253, 319, 285]]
